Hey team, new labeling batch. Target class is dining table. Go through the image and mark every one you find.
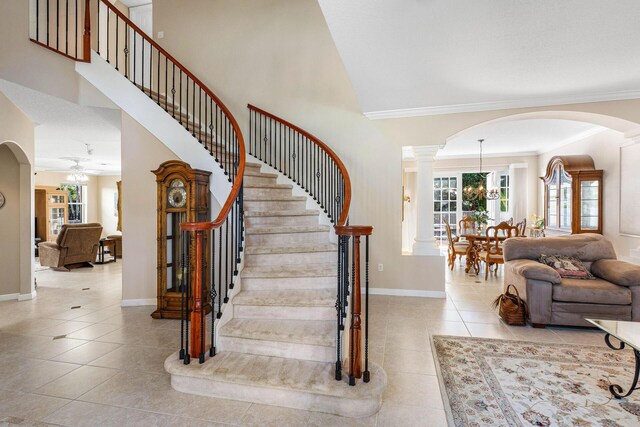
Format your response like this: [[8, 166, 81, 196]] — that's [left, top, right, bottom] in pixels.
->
[[459, 229, 509, 274]]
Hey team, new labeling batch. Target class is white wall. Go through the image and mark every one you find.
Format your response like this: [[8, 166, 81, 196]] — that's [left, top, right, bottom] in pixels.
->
[[538, 129, 640, 260], [34, 172, 99, 224], [97, 175, 121, 237], [154, 0, 446, 295], [120, 112, 178, 305], [0, 91, 35, 299]]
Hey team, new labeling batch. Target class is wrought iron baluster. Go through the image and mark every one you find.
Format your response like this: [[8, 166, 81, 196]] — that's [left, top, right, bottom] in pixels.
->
[[363, 235, 370, 382]]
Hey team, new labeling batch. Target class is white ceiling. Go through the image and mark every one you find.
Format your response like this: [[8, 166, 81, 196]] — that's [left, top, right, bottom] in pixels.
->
[[318, 0, 640, 118], [0, 80, 121, 175], [430, 119, 602, 159]]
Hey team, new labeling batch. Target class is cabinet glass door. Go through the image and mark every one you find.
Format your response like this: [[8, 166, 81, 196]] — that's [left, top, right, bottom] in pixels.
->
[[547, 169, 558, 229], [560, 173, 572, 231], [50, 207, 65, 237], [580, 180, 599, 230], [49, 194, 65, 204]]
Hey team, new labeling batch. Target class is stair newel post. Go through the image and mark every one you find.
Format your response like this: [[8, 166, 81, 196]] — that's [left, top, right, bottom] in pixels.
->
[[349, 234, 362, 385], [83, 0, 90, 61], [335, 225, 373, 386], [189, 229, 204, 361], [179, 229, 186, 360], [184, 230, 191, 365], [199, 230, 206, 364], [363, 234, 370, 383]]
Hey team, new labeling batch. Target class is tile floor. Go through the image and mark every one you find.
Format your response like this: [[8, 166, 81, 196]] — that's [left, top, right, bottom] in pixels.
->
[[0, 260, 606, 426]]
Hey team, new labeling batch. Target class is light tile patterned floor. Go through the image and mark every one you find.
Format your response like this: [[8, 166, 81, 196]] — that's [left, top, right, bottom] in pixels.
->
[[0, 260, 606, 426]]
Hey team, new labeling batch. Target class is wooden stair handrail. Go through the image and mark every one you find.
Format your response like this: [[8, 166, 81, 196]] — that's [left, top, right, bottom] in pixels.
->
[[93, 0, 245, 231], [247, 104, 351, 227]]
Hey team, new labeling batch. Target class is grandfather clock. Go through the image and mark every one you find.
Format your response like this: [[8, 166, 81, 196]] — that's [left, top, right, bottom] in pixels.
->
[[151, 160, 211, 319]]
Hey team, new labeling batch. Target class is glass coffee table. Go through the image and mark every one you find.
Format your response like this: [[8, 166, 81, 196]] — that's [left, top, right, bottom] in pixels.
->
[[586, 318, 640, 399]]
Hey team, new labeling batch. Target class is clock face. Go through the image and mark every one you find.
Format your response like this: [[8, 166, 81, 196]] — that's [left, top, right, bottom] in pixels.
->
[[0, 192, 4, 209], [168, 180, 187, 208]]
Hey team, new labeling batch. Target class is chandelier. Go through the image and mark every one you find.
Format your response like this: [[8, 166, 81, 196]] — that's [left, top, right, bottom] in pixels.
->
[[66, 160, 89, 183], [463, 139, 500, 201]]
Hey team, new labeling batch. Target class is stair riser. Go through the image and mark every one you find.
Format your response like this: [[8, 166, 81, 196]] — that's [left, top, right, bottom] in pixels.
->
[[244, 175, 278, 186], [245, 251, 336, 267], [244, 200, 307, 211], [234, 305, 335, 321], [245, 215, 319, 227], [169, 371, 383, 418], [245, 231, 328, 246], [241, 276, 336, 290], [244, 187, 292, 199], [219, 336, 334, 363]]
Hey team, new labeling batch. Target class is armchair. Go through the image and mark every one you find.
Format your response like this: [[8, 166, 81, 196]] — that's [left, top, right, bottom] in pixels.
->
[[503, 234, 640, 327], [38, 223, 103, 271]]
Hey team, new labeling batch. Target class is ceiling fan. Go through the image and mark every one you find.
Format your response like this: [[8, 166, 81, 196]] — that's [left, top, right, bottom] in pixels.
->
[[39, 157, 102, 182]]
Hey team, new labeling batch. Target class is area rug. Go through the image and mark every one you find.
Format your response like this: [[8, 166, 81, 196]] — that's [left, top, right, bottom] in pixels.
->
[[432, 335, 640, 426]]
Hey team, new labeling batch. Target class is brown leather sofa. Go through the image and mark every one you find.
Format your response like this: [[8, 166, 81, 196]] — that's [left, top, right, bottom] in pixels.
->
[[503, 234, 640, 327], [38, 223, 103, 271]]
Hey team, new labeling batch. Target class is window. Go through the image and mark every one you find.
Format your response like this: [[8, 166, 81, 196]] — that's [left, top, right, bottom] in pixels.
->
[[499, 174, 509, 213], [433, 176, 458, 244], [62, 183, 87, 224]]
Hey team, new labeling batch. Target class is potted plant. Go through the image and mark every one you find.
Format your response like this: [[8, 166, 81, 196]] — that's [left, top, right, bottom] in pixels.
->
[[470, 210, 492, 233], [530, 214, 545, 229]]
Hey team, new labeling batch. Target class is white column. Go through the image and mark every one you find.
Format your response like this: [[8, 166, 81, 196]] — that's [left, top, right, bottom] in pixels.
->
[[412, 146, 441, 256]]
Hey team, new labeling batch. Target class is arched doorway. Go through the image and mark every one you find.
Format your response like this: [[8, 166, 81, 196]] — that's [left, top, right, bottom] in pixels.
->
[[439, 111, 640, 262], [0, 140, 34, 300]]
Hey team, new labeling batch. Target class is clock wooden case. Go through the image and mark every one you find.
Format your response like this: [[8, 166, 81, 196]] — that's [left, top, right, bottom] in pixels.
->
[[542, 155, 603, 235], [151, 160, 212, 319]]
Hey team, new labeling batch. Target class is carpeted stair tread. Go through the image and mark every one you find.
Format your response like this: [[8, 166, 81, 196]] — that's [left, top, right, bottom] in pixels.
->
[[165, 351, 386, 401], [246, 225, 330, 235], [244, 169, 278, 178], [241, 263, 337, 278], [244, 182, 294, 189], [245, 243, 337, 255], [233, 289, 335, 307], [244, 209, 319, 217], [220, 319, 335, 347], [244, 194, 307, 201]]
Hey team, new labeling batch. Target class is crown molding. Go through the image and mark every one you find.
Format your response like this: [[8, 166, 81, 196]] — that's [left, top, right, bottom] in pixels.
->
[[434, 151, 539, 161], [363, 90, 640, 120]]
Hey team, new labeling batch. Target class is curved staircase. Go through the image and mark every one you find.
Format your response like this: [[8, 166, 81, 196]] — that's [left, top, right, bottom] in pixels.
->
[[166, 161, 385, 417], [30, 0, 385, 418]]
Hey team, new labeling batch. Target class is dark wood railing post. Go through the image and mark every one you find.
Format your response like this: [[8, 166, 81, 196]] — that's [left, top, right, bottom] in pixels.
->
[[350, 234, 362, 384], [335, 225, 373, 386], [189, 230, 204, 359], [83, 0, 91, 61]]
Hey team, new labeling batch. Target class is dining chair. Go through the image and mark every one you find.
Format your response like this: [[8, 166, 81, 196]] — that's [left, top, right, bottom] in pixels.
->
[[458, 216, 476, 238], [515, 218, 527, 237], [478, 221, 520, 280], [445, 219, 469, 270]]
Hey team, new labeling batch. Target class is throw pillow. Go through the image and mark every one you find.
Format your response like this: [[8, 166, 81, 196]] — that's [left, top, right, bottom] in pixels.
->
[[539, 254, 595, 279]]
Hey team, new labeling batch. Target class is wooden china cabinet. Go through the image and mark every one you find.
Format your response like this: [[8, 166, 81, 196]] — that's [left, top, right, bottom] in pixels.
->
[[151, 160, 212, 319], [34, 186, 68, 242], [541, 155, 603, 235]]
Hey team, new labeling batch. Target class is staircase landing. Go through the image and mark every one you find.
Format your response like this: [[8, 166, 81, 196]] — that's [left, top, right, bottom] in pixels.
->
[[165, 351, 386, 418]]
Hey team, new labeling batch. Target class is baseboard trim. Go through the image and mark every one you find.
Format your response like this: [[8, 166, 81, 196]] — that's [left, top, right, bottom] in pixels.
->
[[18, 291, 37, 301], [0, 293, 19, 302], [121, 298, 157, 307], [367, 288, 446, 299]]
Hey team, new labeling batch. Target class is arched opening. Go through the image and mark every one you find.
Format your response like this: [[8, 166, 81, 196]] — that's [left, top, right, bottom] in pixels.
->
[[402, 110, 640, 270], [0, 140, 34, 300]]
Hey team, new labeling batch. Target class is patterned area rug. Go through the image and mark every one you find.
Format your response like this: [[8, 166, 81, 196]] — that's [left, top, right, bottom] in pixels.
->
[[433, 335, 640, 426]]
